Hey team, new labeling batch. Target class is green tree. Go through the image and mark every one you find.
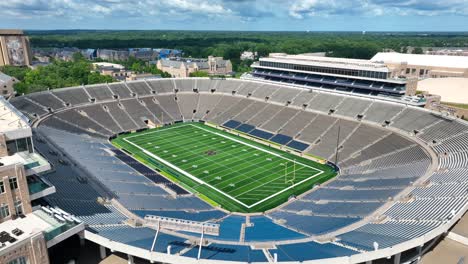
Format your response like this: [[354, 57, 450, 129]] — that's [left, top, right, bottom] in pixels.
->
[[189, 71, 209, 77], [6, 58, 116, 94], [412, 47, 424, 54]]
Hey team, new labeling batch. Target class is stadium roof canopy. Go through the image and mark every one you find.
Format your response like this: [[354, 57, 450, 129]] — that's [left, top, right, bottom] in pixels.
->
[[372, 52, 468, 69], [262, 53, 390, 72]]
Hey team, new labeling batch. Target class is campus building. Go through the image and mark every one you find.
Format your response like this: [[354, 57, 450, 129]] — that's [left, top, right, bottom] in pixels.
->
[[157, 56, 232, 77], [372, 52, 468, 78], [0, 30, 32, 67]]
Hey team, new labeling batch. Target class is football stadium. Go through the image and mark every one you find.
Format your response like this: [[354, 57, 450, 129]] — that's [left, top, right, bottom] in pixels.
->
[[4, 76, 468, 263]]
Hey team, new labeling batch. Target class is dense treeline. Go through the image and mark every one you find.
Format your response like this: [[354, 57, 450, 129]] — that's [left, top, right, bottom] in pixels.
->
[[29, 31, 468, 62], [1, 53, 114, 94]]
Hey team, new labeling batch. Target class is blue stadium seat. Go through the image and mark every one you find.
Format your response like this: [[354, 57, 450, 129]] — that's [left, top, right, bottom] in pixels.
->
[[245, 216, 306, 241], [223, 120, 242, 129], [183, 243, 267, 262], [287, 140, 310, 151], [270, 241, 357, 261], [270, 134, 293, 145], [237, 124, 255, 133], [249, 129, 274, 140]]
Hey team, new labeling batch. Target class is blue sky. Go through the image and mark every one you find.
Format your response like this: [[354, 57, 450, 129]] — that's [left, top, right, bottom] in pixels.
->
[[1, 0, 468, 31]]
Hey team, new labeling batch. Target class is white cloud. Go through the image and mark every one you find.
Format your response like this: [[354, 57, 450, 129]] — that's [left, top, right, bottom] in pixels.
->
[[288, 0, 468, 19], [0, 0, 233, 21]]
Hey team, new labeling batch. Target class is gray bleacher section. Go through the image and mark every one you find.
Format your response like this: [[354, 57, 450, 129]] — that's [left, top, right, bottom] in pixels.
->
[[363, 101, 404, 123], [155, 94, 182, 121], [195, 79, 212, 92], [53, 87, 90, 105], [41, 116, 101, 137], [339, 133, 414, 168], [237, 82, 261, 96], [391, 108, 442, 132], [147, 79, 174, 94], [102, 102, 140, 131], [232, 100, 269, 123], [308, 119, 359, 159], [211, 98, 254, 125], [176, 93, 199, 120], [55, 110, 112, 136], [291, 90, 317, 107], [214, 79, 241, 94], [261, 107, 299, 133], [251, 84, 278, 99], [120, 99, 155, 127], [204, 96, 244, 122], [279, 111, 317, 137], [247, 103, 284, 127], [270, 86, 302, 104], [419, 119, 467, 142], [308, 93, 344, 113], [174, 79, 194, 92], [28, 92, 65, 110], [85, 84, 114, 101], [126, 81, 152, 96], [335, 97, 372, 118], [337, 124, 385, 161], [140, 97, 173, 123], [79, 104, 122, 134], [193, 94, 223, 120], [108, 83, 132, 99], [10, 97, 48, 117], [297, 114, 336, 143]]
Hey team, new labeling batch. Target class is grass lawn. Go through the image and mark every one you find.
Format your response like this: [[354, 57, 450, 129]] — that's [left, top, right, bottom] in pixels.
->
[[112, 122, 337, 213]]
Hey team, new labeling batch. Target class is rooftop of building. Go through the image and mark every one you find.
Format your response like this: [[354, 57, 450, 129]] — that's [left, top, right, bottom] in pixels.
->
[[260, 53, 389, 72], [0, 97, 29, 134], [92, 62, 125, 70], [0, 151, 51, 175], [418, 77, 468, 104], [0, 213, 51, 252], [372, 52, 468, 69], [0, 29, 24, 36], [0, 72, 14, 84]]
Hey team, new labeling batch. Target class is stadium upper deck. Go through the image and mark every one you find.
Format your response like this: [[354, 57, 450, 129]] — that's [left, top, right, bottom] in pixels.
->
[[250, 53, 419, 101]]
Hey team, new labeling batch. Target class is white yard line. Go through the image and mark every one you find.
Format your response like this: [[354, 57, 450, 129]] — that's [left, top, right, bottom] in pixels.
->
[[190, 124, 323, 172], [123, 123, 325, 209]]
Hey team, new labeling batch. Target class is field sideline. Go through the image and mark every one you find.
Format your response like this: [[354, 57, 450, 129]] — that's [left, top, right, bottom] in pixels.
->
[[112, 122, 337, 213]]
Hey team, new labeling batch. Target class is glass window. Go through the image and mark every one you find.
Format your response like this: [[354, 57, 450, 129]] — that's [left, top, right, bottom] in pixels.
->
[[0, 181, 4, 193], [6, 140, 17, 155], [9, 177, 18, 190], [16, 138, 28, 152], [8, 257, 28, 264], [14, 200, 23, 215], [27, 137, 33, 153], [0, 204, 9, 218]]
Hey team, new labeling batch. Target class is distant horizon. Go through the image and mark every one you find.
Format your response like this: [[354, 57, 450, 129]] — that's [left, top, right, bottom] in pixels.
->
[[21, 29, 468, 33]]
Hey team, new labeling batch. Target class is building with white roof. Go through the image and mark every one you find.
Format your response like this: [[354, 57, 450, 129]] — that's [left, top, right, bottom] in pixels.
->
[[371, 52, 468, 78]]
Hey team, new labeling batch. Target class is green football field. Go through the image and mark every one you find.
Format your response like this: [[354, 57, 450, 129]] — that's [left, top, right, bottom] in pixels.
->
[[112, 122, 337, 213]]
